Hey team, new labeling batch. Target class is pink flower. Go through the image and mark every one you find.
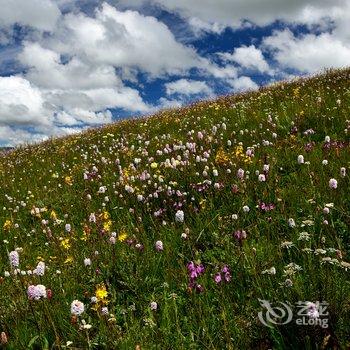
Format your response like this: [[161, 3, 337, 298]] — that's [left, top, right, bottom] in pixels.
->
[[258, 174, 266, 182], [155, 240, 163, 251], [329, 178, 338, 189]]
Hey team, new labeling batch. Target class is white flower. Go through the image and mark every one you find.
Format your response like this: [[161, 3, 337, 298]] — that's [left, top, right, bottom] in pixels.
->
[[155, 240, 163, 251], [298, 232, 310, 241], [281, 241, 294, 249], [35, 261, 45, 276], [84, 258, 91, 267], [297, 155, 304, 164], [175, 210, 184, 223], [98, 186, 107, 193], [340, 167, 346, 177], [71, 300, 85, 316], [150, 301, 158, 311], [262, 267, 276, 275], [101, 307, 109, 315], [258, 174, 266, 182], [288, 218, 296, 228], [242, 205, 250, 213], [329, 178, 337, 189]]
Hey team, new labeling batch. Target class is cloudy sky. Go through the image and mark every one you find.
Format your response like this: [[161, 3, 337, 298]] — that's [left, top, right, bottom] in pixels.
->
[[0, 0, 349, 146]]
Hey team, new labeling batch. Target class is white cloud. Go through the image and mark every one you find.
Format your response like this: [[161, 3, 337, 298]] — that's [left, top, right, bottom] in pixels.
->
[[48, 3, 201, 77], [0, 76, 50, 126], [219, 45, 270, 73], [0, 0, 61, 31], [0, 125, 48, 146], [165, 79, 212, 96], [8, 39, 151, 131], [122, 0, 347, 29], [263, 29, 350, 73], [188, 17, 225, 36], [228, 76, 258, 91]]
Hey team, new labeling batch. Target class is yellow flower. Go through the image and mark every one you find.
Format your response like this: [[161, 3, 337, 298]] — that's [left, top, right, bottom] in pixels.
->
[[215, 148, 230, 166], [101, 211, 110, 220], [64, 176, 73, 185], [95, 284, 108, 302], [150, 162, 158, 169], [3, 220, 11, 231], [60, 238, 71, 249], [118, 230, 128, 242], [50, 210, 57, 221], [103, 220, 112, 232], [64, 256, 73, 264]]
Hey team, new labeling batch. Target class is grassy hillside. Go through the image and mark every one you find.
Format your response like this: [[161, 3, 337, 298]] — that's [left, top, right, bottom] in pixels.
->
[[1, 69, 350, 349]]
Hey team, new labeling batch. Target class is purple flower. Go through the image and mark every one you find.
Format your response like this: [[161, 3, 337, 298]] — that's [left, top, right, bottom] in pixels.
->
[[34, 261, 45, 276], [9, 250, 19, 268], [187, 261, 205, 292], [224, 271, 232, 282], [306, 302, 319, 319], [234, 230, 247, 241], [195, 284, 204, 293], [27, 284, 47, 300], [237, 168, 245, 180], [214, 265, 232, 284], [214, 273, 222, 284]]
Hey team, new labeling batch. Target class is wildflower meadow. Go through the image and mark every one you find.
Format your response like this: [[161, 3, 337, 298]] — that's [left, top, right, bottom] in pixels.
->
[[1, 68, 350, 349]]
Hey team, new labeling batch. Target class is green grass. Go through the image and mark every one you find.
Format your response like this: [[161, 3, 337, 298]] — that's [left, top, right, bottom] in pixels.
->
[[1, 68, 350, 349]]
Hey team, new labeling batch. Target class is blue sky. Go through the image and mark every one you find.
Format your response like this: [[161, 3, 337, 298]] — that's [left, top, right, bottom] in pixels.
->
[[0, 0, 349, 146]]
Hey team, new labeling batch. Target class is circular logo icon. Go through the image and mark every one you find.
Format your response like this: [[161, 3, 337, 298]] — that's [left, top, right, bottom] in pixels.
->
[[258, 299, 293, 327]]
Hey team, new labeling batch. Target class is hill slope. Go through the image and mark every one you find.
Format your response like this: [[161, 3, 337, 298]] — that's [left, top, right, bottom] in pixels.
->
[[1, 69, 350, 349]]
